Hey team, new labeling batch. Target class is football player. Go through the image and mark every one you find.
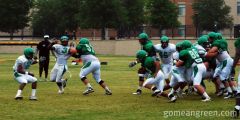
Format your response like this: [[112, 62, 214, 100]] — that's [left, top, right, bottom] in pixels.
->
[[176, 40, 211, 102], [154, 35, 176, 84], [50, 36, 72, 94], [129, 32, 157, 95], [75, 38, 112, 95], [206, 32, 236, 99], [13, 48, 38, 100]]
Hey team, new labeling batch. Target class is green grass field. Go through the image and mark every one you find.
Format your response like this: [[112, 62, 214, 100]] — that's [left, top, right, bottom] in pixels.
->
[[0, 53, 236, 120]]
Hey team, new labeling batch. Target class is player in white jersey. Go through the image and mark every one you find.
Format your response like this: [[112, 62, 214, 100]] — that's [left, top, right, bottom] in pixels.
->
[[13, 48, 38, 100], [206, 32, 235, 99], [154, 36, 176, 85], [50, 36, 72, 94], [75, 38, 112, 95]]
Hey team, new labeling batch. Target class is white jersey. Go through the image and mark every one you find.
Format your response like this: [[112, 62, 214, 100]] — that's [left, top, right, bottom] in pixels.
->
[[52, 44, 71, 65], [13, 55, 33, 72], [217, 51, 231, 62], [154, 43, 176, 64], [81, 55, 99, 64], [194, 44, 207, 57]]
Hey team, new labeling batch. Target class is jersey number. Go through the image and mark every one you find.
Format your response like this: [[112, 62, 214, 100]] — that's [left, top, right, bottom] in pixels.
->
[[85, 44, 95, 53], [189, 49, 202, 63], [160, 52, 168, 58]]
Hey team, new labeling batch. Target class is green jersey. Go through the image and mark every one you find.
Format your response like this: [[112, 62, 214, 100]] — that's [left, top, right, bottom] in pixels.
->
[[179, 48, 203, 68], [76, 44, 95, 56], [143, 57, 156, 75], [142, 41, 156, 57], [212, 39, 228, 52]]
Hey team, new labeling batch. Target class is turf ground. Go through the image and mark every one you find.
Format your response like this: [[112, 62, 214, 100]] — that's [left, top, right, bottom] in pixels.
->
[[0, 53, 236, 120]]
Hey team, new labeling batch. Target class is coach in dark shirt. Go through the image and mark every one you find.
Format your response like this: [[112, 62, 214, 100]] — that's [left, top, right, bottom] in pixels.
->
[[36, 35, 51, 81]]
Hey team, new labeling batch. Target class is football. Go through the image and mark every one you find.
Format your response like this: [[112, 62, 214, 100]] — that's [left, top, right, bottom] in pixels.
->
[[69, 47, 77, 55]]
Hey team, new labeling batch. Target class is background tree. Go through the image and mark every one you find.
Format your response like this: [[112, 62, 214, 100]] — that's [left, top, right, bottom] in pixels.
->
[[192, 0, 233, 32], [146, 0, 180, 36], [118, 0, 145, 38], [79, 0, 125, 40], [32, 0, 80, 37], [0, 0, 32, 39]]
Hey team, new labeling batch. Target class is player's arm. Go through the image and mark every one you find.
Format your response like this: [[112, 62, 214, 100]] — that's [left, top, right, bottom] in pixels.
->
[[176, 60, 184, 67], [153, 61, 160, 77], [205, 46, 218, 58], [16, 64, 34, 76]]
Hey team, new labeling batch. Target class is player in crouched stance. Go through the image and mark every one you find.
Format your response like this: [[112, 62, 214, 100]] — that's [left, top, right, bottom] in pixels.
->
[[13, 48, 38, 100], [50, 36, 72, 94], [135, 50, 176, 102], [75, 38, 112, 95]]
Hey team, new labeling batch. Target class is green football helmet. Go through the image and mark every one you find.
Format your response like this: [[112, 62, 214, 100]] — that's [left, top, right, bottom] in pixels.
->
[[136, 50, 147, 60], [176, 42, 182, 52], [160, 36, 169, 42], [208, 32, 217, 43], [138, 33, 148, 40], [197, 36, 208, 46], [215, 32, 223, 40], [181, 40, 192, 50], [79, 38, 89, 44], [24, 48, 34, 59]]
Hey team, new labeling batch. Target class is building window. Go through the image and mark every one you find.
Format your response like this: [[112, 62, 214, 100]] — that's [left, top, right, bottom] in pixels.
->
[[178, 4, 186, 16], [238, 2, 240, 15], [178, 25, 185, 37]]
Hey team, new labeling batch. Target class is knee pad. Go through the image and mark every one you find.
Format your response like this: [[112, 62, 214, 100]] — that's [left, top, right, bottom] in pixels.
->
[[98, 80, 104, 85], [81, 77, 87, 81]]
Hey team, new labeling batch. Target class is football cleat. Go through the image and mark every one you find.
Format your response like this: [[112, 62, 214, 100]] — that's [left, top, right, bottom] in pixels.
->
[[132, 89, 142, 95], [202, 97, 211, 102], [83, 87, 94, 95], [152, 90, 161, 97], [29, 96, 37, 101], [105, 89, 112, 95], [224, 92, 233, 99], [233, 106, 240, 118], [15, 95, 23, 100], [168, 94, 177, 103], [58, 89, 64, 94]]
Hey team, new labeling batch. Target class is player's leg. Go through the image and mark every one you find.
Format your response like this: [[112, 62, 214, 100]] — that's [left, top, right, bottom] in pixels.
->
[[220, 59, 234, 99], [133, 67, 147, 95], [80, 62, 94, 95], [233, 73, 240, 118], [50, 64, 58, 82], [162, 64, 172, 85], [193, 64, 210, 102], [26, 74, 38, 100], [55, 65, 66, 94], [14, 75, 27, 100], [92, 61, 112, 95]]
